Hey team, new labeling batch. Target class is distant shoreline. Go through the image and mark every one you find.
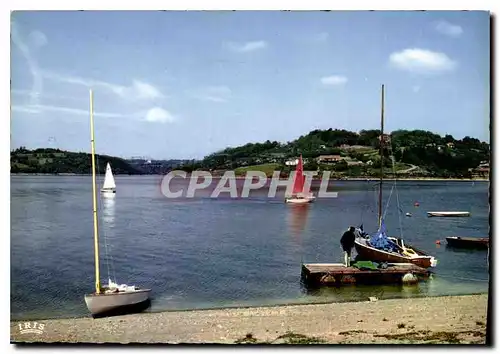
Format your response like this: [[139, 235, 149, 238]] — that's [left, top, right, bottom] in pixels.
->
[[10, 173, 489, 182]]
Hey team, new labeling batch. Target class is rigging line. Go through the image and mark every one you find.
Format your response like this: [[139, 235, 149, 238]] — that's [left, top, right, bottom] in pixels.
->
[[389, 144, 404, 240], [96, 155, 117, 284], [382, 183, 395, 221]]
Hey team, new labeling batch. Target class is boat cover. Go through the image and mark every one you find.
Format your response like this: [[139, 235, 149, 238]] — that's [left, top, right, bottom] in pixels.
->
[[351, 260, 379, 270], [369, 220, 399, 253]]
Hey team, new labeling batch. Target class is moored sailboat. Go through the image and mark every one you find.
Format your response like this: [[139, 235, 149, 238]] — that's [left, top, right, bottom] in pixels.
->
[[353, 85, 437, 269], [84, 89, 151, 317], [285, 155, 315, 204]]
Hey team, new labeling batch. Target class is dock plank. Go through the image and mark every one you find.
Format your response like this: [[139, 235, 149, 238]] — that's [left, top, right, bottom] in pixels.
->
[[301, 262, 430, 287]]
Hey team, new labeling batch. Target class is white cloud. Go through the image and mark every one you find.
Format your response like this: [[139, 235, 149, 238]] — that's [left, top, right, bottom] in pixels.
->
[[131, 81, 163, 100], [29, 30, 48, 48], [434, 20, 463, 37], [389, 48, 457, 73], [226, 41, 268, 53], [11, 89, 86, 102], [11, 105, 41, 114], [11, 22, 46, 106], [43, 71, 164, 101], [144, 107, 175, 123], [192, 86, 232, 103], [11, 104, 124, 118], [12, 103, 177, 124], [320, 75, 348, 86]]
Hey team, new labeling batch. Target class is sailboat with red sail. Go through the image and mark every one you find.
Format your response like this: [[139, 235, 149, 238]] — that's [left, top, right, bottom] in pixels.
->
[[285, 155, 315, 204]]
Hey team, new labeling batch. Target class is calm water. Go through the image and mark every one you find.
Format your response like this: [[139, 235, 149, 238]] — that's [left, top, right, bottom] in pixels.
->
[[11, 176, 490, 320]]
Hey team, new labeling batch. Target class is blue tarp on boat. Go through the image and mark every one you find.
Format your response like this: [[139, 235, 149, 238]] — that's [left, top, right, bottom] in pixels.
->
[[369, 220, 399, 252]]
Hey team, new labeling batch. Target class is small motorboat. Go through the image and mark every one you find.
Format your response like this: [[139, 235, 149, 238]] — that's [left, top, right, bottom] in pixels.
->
[[446, 236, 489, 250], [427, 211, 470, 217]]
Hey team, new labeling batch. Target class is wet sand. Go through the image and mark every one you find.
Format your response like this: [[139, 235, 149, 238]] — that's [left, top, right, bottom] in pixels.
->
[[11, 294, 488, 344]]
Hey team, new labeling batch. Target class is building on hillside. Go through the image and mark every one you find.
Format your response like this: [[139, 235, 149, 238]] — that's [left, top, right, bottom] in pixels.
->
[[469, 162, 490, 178], [346, 159, 364, 166], [316, 155, 344, 164], [341, 144, 370, 151]]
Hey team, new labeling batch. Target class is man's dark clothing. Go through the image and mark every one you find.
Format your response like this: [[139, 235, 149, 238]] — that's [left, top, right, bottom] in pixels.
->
[[340, 229, 356, 254]]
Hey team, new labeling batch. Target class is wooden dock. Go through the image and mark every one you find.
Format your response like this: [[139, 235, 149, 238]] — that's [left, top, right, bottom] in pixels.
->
[[301, 263, 431, 287]]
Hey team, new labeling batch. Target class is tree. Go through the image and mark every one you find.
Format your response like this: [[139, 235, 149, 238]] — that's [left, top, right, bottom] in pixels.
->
[[333, 160, 348, 171], [304, 159, 319, 172]]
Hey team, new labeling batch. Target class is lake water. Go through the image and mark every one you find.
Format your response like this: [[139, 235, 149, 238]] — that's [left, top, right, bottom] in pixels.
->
[[10, 176, 490, 320]]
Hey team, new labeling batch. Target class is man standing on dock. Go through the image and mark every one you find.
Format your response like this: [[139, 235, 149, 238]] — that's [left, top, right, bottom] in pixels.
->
[[340, 227, 356, 267]]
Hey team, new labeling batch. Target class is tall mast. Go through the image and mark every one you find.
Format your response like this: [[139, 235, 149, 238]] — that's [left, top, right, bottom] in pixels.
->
[[89, 89, 101, 294], [378, 84, 385, 228]]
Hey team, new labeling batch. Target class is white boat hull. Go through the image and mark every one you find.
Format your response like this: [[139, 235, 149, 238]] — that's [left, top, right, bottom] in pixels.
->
[[101, 188, 116, 194], [84, 289, 151, 316], [427, 211, 470, 217], [285, 196, 315, 204]]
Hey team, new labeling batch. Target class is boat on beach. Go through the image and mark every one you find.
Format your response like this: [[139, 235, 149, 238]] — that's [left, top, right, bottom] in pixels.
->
[[84, 89, 151, 317], [427, 211, 470, 217], [353, 85, 437, 269], [446, 236, 489, 250], [285, 155, 315, 204]]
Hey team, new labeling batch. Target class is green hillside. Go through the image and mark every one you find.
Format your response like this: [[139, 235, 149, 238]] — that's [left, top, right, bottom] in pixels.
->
[[11, 147, 141, 175]]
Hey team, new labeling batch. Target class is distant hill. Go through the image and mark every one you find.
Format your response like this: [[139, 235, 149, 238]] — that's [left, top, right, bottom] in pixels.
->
[[184, 128, 490, 178], [11, 148, 142, 175], [11, 128, 490, 179], [126, 158, 196, 175]]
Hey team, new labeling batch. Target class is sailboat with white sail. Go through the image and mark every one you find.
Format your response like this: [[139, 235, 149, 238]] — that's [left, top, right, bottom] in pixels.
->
[[101, 162, 116, 195], [285, 155, 315, 204], [84, 89, 151, 317]]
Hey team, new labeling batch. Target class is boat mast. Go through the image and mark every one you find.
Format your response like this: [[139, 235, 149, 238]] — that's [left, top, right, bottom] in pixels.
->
[[89, 89, 101, 294], [378, 84, 385, 228]]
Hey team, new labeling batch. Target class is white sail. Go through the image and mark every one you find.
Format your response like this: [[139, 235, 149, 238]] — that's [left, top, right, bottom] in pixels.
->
[[102, 163, 116, 190]]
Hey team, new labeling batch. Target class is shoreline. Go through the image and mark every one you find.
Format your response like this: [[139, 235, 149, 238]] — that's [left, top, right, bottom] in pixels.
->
[[11, 294, 488, 344], [9, 173, 489, 182], [10, 291, 489, 323]]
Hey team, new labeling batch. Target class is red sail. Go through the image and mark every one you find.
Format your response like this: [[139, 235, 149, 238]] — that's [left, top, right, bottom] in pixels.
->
[[292, 155, 306, 195]]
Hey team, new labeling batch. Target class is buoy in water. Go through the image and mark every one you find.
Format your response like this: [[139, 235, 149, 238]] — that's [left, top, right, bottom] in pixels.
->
[[402, 273, 418, 284], [414, 202, 420, 207], [435, 240, 441, 245]]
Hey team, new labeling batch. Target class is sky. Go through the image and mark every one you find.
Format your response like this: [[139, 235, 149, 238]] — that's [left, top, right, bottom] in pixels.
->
[[10, 11, 490, 159]]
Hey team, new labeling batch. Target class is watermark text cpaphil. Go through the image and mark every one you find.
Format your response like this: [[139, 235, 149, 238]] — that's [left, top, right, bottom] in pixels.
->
[[160, 170, 339, 199]]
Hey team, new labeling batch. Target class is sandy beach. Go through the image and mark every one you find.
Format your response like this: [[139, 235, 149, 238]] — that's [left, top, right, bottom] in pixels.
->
[[11, 294, 488, 344]]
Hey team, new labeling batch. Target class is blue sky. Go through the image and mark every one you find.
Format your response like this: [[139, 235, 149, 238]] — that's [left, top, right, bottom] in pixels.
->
[[11, 11, 490, 159]]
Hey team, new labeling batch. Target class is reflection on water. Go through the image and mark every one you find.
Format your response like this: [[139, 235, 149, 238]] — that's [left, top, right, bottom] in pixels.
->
[[101, 194, 115, 227], [99, 194, 117, 283], [287, 204, 310, 242]]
